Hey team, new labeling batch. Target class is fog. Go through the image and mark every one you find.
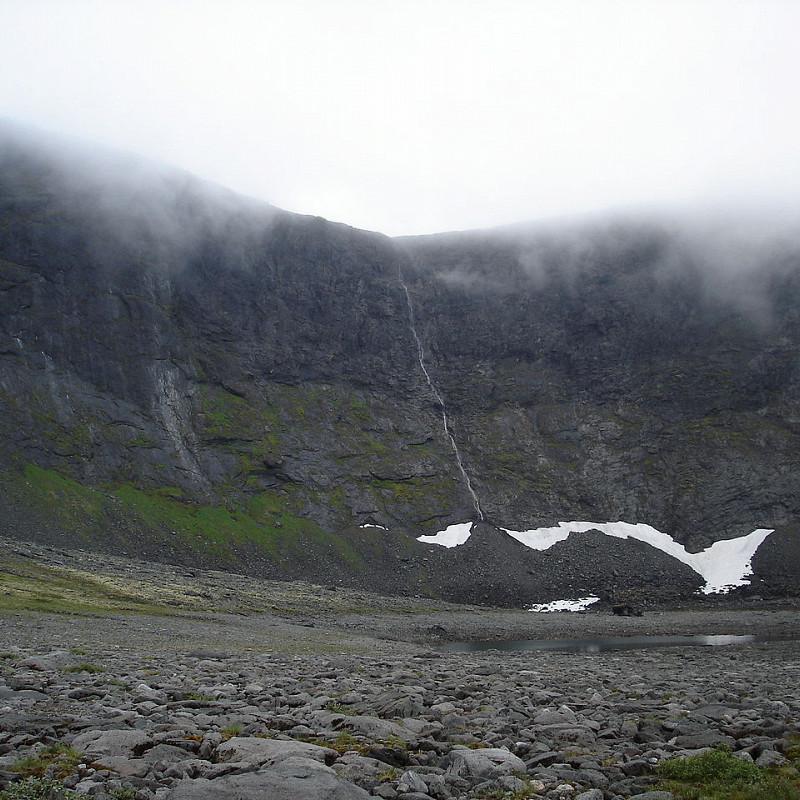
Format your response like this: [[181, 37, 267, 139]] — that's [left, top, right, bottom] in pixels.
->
[[1, 1, 799, 236]]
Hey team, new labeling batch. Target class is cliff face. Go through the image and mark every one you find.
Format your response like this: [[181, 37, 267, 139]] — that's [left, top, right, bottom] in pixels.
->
[[1, 124, 798, 602], [400, 224, 800, 550]]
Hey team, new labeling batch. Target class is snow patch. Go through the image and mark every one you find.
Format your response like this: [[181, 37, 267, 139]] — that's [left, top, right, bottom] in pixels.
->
[[528, 596, 600, 613], [502, 521, 774, 594], [359, 523, 388, 530], [416, 518, 775, 594], [417, 522, 473, 548]]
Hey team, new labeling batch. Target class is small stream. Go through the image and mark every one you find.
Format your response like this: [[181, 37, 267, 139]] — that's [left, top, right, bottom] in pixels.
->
[[438, 634, 764, 653]]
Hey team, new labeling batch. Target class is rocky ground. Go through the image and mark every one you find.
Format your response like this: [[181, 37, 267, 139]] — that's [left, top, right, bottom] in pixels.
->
[[1, 536, 799, 800]]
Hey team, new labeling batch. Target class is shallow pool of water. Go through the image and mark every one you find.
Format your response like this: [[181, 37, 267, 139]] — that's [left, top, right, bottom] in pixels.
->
[[438, 634, 759, 654]]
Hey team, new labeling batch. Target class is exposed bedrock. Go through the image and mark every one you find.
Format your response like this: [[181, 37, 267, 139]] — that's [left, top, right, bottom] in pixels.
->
[[1, 123, 798, 602]]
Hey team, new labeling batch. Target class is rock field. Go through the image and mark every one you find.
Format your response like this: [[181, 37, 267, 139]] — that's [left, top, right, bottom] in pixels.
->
[[1, 538, 799, 799]]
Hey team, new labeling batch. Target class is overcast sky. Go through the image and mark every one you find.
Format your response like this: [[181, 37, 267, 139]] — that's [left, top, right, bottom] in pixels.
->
[[1, 0, 799, 236]]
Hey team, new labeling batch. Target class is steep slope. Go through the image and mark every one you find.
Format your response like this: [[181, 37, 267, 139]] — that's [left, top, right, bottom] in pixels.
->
[[399, 222, 800, 551], [0, 124, 489, 595], [1, 123, 798, 602]]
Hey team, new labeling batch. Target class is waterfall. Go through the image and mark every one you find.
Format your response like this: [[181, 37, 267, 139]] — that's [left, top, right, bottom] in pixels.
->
[[399, 273, 484, 521]]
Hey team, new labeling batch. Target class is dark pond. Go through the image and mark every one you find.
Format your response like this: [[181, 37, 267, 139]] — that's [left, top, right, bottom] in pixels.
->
[[438, 634, 760, 654]]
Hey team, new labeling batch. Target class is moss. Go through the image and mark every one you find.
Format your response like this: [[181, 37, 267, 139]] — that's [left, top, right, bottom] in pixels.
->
[[3, 463, 330, 567], [14, 464, 108, 533], [0, 777, 82, 800], [655, 746, 800, 800], [197, 385, 263, 439], [0, 556, 173, 615], [63, 662, 106, 673], [111, 484, 299, 559], [373, 474, 456, 515], [10, 744, 84, 780]]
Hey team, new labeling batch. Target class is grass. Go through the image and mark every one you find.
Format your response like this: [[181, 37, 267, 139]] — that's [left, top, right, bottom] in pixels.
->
[[185, 690, 214, 701], [63, 662, 106, 674], [304, 731, 369, 755], [324, 700, 361, 716], [0, 555, 175, 616], [10, 744, 84, 779], [220, 724, 242, 740], [0, 777, 81, 800], [655, 747, 800, 800]]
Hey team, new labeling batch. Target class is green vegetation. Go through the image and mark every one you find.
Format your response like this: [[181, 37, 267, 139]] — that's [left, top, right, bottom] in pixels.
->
[[0, 777, 81, 800], [655, 747, 800, 800], [12, 464, 107, 537], [185, 690, 214, 701], [475, 781, 541, 800], [220, 724, 242, 740], [63, 662, 106, 674], [305, 731, 369, 755], [0, 554, 174, 615], [324, 700, 360, 716], [10, 744, 84, 779], [107, 788, 135, 800], [111, 483, 307, 560]]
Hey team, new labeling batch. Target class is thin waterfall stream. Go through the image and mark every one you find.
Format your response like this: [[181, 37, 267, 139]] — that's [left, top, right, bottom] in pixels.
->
[[399, 273, 484, 521]]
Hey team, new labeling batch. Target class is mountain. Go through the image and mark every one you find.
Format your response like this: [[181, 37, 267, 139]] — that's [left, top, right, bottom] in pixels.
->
[[1, 122, 798, 604]]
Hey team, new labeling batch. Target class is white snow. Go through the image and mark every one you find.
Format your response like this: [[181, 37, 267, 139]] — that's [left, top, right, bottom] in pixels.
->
[[528, 596, 600, 613], [359, 523, 388, 530], [688, 528, 774, 593], [417, 522, 474, 548], [502, 521, 775, 594], [416, 518, 775, 594]]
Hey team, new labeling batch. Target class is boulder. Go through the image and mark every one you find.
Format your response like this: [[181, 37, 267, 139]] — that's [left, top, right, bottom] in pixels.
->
[[70, 729, 153, 758], [167, 757, 370, 800], [18, 651, 75, 671], [440, 746, 526, 778], [215, 736, 337, 767]]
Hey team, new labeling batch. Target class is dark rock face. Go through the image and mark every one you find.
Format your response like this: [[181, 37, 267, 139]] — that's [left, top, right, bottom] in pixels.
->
[[399, 225, 800, 550], [1, 122, 798, 602]]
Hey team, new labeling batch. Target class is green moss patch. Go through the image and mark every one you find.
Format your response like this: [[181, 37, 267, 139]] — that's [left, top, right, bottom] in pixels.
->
[[655, 746, 800, 800]]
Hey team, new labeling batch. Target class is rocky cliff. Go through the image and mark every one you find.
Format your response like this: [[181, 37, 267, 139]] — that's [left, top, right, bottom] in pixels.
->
[[1, 122, 798, 603]]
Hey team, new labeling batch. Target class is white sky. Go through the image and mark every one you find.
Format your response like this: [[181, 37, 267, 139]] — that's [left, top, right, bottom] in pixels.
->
[[2, 0, 799, 236]]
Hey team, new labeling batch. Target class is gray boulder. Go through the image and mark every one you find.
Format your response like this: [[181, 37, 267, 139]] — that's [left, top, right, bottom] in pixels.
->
[[18, 651, 75, 671], [167, 757, 370, 800], [70, 729, 153, 758], [440, 746, 526, 778], [215, 736, 337, 767]]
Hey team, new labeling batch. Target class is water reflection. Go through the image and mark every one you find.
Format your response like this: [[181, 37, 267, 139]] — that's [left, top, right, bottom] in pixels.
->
[[438, 634, 758, 654]]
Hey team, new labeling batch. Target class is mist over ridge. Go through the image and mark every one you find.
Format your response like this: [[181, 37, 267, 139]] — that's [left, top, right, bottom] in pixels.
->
[[1, 121, 799, 604]]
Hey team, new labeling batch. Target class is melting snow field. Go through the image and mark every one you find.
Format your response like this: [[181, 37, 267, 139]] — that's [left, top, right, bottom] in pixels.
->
[[417, 522, 474, 548], [528, 596, 600, 613], [418, 521, 774, 594]]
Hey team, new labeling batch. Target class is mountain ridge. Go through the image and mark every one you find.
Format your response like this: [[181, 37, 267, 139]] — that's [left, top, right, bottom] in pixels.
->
[[1, 122, 798, 604]]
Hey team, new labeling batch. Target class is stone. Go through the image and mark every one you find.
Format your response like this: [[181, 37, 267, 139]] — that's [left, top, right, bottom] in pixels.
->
[[167, 757, 371, 800], [18, 651, 75, 671], [215, 737, 337, 767], [71, 730, 154, 758], [397, 770, 428, 794], [440, 747, 526, 778], [339, 716, 413, 742], [755, 750, 788, 768]]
